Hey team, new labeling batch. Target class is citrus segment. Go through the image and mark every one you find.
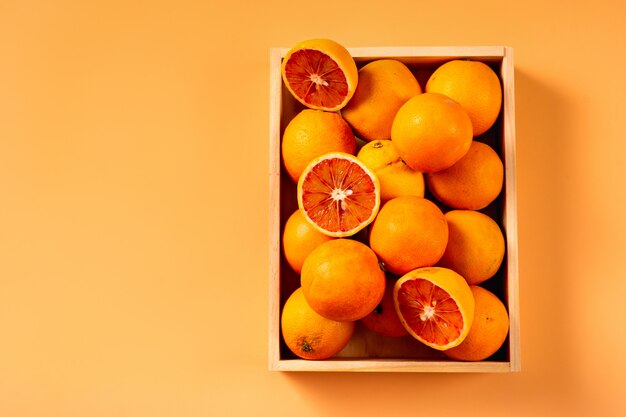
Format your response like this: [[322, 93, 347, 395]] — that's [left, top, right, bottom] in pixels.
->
[[281, 39, 358, 111], [298, 152, 380, 237], [393, 267, 474, 350]]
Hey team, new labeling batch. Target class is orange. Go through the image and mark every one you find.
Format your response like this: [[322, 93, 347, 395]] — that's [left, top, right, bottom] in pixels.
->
[[360, 276, 408, 337], [391, 92, 473, 173], [426, 59, 502, 137], [356, 139, 400, 172], [393, 267, 474, 350], [301, 239, 385, 322], [282, 209, 334, 274], [438, 210, 505, 285], [297, 152, 380, 238], [281, 109, 356, 183], [356, 139, 425, 203], [342, 59, 422, 141], [444, 285, 509, 361], [369, 196, 448, 276], [281, 38, 358, 112], [426, 141, 504, 210], [281, 287, 355, 360]]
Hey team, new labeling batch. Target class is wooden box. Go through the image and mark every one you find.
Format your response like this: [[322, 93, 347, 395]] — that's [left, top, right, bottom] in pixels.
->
[[268, 46, 520, 372]]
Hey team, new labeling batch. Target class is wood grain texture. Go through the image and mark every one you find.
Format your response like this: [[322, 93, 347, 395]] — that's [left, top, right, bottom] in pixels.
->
[[500, 46, 521, 372], [272, 358, 513, 373], [268, 48, 283, 371]]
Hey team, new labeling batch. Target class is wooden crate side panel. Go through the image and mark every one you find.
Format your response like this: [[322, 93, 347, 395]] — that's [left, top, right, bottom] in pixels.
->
[[500, 46, 521, 372], [268, 48, 283, 371], [273, 359, 512, 373], [348, 46, 506, 65], [275, 45, 506, 60]]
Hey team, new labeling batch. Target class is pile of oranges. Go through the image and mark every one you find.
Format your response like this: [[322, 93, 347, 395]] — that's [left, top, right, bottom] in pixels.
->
[[279, 39, 510, 362]]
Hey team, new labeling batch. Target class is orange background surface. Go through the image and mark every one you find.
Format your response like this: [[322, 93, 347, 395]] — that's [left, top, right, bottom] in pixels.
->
[[1, 0, 625, 416]]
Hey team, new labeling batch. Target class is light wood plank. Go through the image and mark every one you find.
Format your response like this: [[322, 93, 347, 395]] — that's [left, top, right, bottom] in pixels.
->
[[500, 46, 521, 372], [268, 48, 283, 371], [273, 359, 512, 373], [275, 45, 506, 60]]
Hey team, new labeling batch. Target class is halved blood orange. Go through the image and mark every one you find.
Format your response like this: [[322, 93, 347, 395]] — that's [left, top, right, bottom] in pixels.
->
[[393, 267, 475, 351], [281, 39, 358, 112], [297, 152, 380, 237]]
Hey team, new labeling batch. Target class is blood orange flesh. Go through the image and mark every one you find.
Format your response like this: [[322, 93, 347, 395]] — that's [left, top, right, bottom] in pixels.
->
[[283, 49, 349, 110], [298, 153, 380, 237], [393, 268, 475, 351], [395, 277, 464, 347], [281, 39, 358, 112]]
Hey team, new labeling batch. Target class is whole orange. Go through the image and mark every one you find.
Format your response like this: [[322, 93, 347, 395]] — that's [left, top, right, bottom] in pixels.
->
[[357, 139, 425, 203], [438, 210, 505, 285], [426, 59, 502, 137], [281, 287, 355, 360], [342, 59, 422, 141], [301, 239, 385, 322], [444, 285, 509, 361], [391, 92, 473, 173], [281, 109, 356, 182], [360, 276, 408, 337], [426, 141, 504, 210], [282, 209, 334, 274], [369, 196, 448, 276]]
